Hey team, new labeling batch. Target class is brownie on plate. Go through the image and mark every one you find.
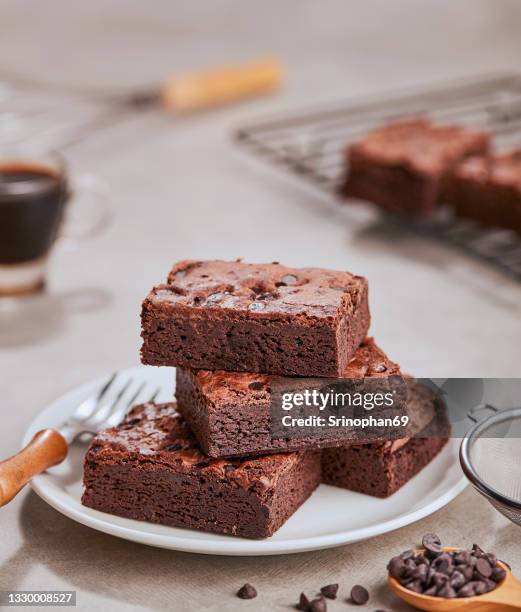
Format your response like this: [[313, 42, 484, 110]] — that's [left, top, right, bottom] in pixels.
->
[[321, 407, 450, 498], [445, 151, 521, 234], [82, 402, 321, 539], [343, 118, 490, 215], [141, 260, 370, 377], [175, 337, 424, 458]]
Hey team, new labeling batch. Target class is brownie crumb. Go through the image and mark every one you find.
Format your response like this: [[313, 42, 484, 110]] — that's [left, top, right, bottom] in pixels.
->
[[237, 583, 257, 599]]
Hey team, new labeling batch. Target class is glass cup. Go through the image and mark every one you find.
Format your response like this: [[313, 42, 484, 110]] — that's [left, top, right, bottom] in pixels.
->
[[0, 146, 110, 296]]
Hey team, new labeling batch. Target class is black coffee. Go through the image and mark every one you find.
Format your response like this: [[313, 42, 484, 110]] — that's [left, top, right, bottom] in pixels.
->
[[0, 163, 68, 264]]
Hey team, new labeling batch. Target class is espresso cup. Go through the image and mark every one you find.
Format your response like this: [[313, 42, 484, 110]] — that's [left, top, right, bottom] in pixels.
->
[[0, 148, 109, 296]]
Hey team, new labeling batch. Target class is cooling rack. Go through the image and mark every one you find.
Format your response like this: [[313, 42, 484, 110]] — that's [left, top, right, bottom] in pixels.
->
[[235, 74, 521, 281]]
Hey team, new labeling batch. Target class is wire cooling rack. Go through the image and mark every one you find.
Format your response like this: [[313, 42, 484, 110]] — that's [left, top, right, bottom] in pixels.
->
[[235, 74, 521, 281]]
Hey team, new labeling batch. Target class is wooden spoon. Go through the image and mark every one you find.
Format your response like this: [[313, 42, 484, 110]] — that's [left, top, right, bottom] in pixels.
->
[[388, 548, 521, 611]]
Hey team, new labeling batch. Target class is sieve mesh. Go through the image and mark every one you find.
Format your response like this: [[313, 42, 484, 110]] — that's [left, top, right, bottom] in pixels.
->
[[470, 438, 521, 502], [465, 409, 521, 526]]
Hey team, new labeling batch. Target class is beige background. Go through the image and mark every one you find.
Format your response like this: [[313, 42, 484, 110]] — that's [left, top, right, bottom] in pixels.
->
[[1, 1, 521, 610]]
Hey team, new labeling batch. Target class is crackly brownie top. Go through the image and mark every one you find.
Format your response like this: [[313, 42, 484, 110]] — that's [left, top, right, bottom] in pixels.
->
[[349, 118, 489, 175], [86, 402, 303, 493], [191, 337, 402, 404], [453, 150, 521, 190], [146, 259, 367, 319]]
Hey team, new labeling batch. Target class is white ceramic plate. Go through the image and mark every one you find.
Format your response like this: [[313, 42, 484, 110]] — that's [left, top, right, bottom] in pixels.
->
[[24, 366, 467, 556]]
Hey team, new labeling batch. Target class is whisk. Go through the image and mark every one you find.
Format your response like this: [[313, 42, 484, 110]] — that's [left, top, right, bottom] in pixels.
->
[[0, 56, 283, 150]]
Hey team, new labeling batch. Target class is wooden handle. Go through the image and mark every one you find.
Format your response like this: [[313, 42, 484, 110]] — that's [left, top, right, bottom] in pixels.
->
[[161, 56, 283, 111], [0, 429, 68, 507], [481, 571, 521, 610]]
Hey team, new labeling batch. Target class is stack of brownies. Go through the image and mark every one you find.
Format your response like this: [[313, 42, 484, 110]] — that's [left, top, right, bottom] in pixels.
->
[[82, 260, 448, 539], [343, 117, 521, 236]]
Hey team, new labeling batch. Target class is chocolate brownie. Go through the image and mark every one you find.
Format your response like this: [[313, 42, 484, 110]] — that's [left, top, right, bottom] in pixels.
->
[[343, 118, 490, 214], [82, 402, 321, 539], [175, 337, 426, 458], [141, 260, 370, 377], [321, 408, 450, 498], [445, 151, 521, 234]]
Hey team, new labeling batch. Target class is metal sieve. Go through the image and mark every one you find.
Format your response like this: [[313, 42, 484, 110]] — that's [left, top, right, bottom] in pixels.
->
[[460, 406, 521, 526]]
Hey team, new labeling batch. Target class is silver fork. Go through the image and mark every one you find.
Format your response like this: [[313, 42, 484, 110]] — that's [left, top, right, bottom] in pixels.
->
[[0, 373, 160, 507]]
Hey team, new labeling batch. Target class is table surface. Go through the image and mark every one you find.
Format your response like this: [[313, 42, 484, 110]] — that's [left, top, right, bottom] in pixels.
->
[[1, 1, 521, 610]]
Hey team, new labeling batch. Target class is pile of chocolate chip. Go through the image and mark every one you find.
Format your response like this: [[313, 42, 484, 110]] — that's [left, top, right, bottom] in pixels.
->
[[387, 533, 507, 598]]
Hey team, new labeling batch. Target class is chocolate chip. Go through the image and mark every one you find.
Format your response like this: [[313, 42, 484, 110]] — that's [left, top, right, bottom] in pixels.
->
[[458, 565, 474, 581], [296, 592, 311, 610], [491, 566, 507, 583], [424, 585, 438, 596], [399, 549, 415, 561], [426, 566, 436, 586], [432, 572, 449, 588], [472, 580, 487, 595], [237, 583, 257, 599], [437, 583, 456, 598], [454, 551, 472, 565], [350, 585, 369, 605], [320, 584, 338, 600], [404, 580, 424, 593], [485, 553, 497, 567], [450, 570, 466, 590], [309, 597, 326, 612], [422, 533, 443, 556], [432, 553, 452, 574], [411, 564, 428, 582], [457, 583, 475, 598], [472, 543, 485, 558], [387, 557, 406, 579], [248, 381, 265, 391], [476, 558, 492, 578]]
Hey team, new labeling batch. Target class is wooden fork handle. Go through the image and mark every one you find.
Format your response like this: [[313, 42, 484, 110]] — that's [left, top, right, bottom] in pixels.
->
[[0, 429, 68, 507]]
